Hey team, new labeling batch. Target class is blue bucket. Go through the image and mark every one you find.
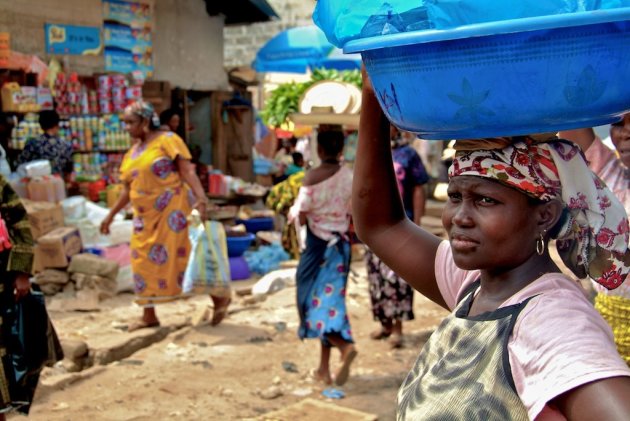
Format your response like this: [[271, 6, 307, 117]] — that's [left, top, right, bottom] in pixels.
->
[[226, 233, 256, 257], [345, 9, 630, 139]]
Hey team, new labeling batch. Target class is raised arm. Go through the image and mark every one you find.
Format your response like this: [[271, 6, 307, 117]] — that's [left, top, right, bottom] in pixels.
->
[[353, 68, 445, 308]]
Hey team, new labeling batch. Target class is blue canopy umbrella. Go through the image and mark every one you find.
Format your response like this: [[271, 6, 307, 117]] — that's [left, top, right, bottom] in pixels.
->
[[253, 25, 361, 73]]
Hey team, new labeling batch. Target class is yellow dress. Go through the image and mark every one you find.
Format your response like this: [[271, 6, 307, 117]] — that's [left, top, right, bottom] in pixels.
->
[[120, 132, 194, 306]]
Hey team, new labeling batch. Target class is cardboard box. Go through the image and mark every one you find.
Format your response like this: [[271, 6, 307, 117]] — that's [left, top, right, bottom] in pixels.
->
[[37, 227, 82, 268], [32, 245, 44, 273], [22, 199, 65, 239], [1, 82, 22, 112]]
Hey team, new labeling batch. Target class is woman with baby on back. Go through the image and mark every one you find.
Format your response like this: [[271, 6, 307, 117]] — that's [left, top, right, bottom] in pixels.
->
[[354, 66, 630, 419]]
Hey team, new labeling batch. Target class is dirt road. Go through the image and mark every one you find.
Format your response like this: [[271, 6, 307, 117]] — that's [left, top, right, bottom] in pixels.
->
[[22, 262, 447, 421]]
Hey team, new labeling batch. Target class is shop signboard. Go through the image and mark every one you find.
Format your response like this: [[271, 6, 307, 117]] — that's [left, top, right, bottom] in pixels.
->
[[44, 24, 101, 55], [103, 23, 151, 52], [103, 0, 151, 29], [104, 49, 136, 74], [103, 0, 153, 77], [103, 23, 135, 51], [0, 33, 9, 68]]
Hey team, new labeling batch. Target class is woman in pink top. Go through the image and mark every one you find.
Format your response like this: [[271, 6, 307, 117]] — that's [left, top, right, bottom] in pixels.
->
[[354, 67, 630, 420], [561, 114, 630, 364], [288, 128, 356, 386]]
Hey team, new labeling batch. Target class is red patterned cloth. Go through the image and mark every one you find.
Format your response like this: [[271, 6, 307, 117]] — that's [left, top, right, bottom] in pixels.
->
[[0, 216, 11, 252], [449, 136, 630, 290]]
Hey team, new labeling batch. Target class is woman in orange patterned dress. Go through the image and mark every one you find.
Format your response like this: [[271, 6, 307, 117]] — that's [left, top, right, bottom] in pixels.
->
[[101, 101, 229, 331]]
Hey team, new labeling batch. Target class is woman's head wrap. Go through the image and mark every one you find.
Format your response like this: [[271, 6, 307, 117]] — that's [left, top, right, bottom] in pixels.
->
[[126, 100, 161, 129], [448, 135, 630, 289]]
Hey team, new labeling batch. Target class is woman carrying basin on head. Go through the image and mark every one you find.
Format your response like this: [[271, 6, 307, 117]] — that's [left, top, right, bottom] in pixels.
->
[[288, 127, 357, 387], [354, 67, 630, 420]]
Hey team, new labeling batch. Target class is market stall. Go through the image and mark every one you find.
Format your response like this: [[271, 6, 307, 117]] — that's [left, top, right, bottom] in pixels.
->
[[0, 1, 288, 305], [0, 63, 278, 300]]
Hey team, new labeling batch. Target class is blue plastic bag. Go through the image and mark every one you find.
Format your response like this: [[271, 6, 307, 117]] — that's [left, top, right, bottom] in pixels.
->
[[314, 0, 630, 45], [244, 243, 289, 275], [313, 0, 429, 48], [426, 0, 629, 29]]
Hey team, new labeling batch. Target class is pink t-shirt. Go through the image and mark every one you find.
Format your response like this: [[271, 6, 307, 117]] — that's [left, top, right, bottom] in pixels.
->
[[584, 136, 630, 298], [288, 165, 353, 241], [435, 240, 630, 420]]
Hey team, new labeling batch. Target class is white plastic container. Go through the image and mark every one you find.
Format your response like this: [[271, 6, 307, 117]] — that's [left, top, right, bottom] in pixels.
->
[[8, 174, 28, 199], [21, 160, 52, 178], [27, 175, 66, 202], [61, 196, 87, 220], [107, 220, 133, 246]]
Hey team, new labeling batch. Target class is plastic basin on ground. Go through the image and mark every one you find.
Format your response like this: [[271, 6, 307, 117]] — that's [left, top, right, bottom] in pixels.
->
[[236, 217, 275, 234], [345, 9, 630, 139], [226, 233, 256, 257], [229, 256, 251, 281]]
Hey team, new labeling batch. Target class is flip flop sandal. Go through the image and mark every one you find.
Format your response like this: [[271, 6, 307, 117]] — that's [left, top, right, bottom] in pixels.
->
[[334, 347, 358, 386]]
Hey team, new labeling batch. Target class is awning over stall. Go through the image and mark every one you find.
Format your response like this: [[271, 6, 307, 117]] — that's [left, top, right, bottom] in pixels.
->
[[253, 26, 362, 73], [205, 0, 280, 25]]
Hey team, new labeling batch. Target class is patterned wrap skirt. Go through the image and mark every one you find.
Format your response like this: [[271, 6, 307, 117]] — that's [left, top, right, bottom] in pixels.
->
[[296, 228, 353, 345], [365, 249, 415, 325]]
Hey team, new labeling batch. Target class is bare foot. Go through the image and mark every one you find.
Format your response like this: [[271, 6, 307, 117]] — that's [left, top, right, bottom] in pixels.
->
[[369, 328, 392, 340], [334, 345, 358, 386], [315, 369, 333, 385], [211, 297, 231, 326], [389, 333, 403, 349], [127, 319, 160, 332]]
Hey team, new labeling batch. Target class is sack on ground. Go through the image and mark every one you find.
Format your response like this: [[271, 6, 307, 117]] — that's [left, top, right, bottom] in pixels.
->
[[68, 253, 119, 281]]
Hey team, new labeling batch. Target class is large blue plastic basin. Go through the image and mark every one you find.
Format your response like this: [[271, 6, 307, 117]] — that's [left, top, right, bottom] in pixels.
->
[[227, 233, 256, 257], [345, 9, 630, 139]]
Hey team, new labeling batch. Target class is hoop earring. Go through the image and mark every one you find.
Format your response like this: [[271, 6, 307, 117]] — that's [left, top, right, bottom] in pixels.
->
[[536, 232, 546, 256]]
